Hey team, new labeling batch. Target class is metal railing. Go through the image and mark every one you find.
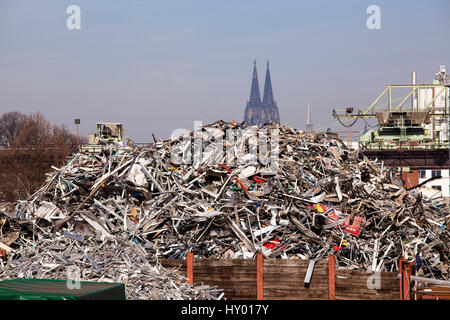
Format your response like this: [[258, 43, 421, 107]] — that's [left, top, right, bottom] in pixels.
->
[[361, 141, 449, 151], [333, 84, 450, 119]]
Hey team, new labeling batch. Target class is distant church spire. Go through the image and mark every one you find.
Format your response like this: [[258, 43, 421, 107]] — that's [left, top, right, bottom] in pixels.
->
[[263, 61, 274, 106], [244, 59, 280, 126], [262, 60, 280, 124], [249, 60, 261, 105]]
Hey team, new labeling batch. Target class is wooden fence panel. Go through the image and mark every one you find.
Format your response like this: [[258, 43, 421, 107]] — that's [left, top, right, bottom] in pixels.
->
[[416, 286, 450, 300], [263, 259, 329, 300], [160, 259, 187, 271], [159, 258, 401, 300], [160, 258, 257, 300], [335, 269, 400, 300]]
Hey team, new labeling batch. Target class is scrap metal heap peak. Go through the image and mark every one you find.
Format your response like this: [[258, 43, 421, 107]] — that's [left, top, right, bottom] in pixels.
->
[[0, 120, 449, 299]]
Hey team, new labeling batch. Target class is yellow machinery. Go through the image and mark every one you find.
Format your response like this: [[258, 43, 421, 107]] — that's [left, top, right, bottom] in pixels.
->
[[79, 123, 123, 153]]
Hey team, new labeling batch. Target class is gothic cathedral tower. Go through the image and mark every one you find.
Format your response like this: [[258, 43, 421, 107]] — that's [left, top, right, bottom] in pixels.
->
[[244, 60, 280, 126]]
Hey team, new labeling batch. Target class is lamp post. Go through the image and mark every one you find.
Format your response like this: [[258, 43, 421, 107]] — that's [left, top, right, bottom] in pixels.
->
[[74, 119, 80, 146]]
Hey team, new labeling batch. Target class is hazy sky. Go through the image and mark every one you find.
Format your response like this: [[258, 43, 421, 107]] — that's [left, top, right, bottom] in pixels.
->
[[1, 0, 449, 141]]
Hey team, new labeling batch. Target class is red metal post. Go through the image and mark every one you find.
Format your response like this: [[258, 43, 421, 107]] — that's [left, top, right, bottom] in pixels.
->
[[328, 255, 336, 300], [410, 262, 416, 300], [403, 264, 411, 300], [187, 252, 194, 285], [399, 257, 404, 300], [257, 253, 263, 300]]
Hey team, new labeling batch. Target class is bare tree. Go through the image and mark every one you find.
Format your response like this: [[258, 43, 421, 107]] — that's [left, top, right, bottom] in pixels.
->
[[52, 123, 79, 147], [11, 112, 51, 148], [0, 111, 25, 147], [0, 112, 83, 201]]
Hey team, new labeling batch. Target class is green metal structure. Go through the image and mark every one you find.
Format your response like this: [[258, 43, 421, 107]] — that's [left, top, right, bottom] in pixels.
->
[[333, 83, 450, 151], [359, 110, 432, 149], [0, 278, 126, 300]]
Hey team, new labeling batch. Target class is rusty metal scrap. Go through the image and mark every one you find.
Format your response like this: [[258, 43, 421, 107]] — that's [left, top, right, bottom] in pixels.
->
[[0, 120, 449, 289], [0, 228, 222, 300]]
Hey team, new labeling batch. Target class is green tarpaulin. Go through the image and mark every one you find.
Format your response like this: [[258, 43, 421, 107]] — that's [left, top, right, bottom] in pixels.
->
[[0, 279, 126, 300]]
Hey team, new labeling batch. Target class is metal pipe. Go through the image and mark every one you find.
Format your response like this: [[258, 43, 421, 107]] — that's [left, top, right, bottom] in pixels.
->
[[412, 72, 417, 109]]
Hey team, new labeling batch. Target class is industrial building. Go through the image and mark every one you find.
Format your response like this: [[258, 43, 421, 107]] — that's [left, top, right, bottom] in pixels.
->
[[415, 66, 450, 198], [332, 65, 450, 199]]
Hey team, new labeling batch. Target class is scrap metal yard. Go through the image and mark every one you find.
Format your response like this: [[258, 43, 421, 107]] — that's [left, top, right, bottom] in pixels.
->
[[1, 120, 449, 300], [1, 1, 450, 307]]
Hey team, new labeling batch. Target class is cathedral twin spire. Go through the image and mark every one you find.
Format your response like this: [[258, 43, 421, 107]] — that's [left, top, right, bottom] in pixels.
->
[[249, 60, 262, 105], [244, 60, 280, 126]]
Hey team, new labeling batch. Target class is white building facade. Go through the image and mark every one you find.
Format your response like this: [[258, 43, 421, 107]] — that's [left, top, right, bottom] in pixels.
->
[[418, 169, 450, 199], [417, 66, 449, 199]]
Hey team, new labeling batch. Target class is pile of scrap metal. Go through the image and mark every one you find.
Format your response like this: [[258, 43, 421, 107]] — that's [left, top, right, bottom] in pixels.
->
[[0, 222, 223, 300], [0, 120, 449, 286]]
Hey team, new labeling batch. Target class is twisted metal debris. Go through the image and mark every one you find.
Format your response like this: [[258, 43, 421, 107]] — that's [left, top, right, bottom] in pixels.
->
[[1, 120, 449, 289]]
